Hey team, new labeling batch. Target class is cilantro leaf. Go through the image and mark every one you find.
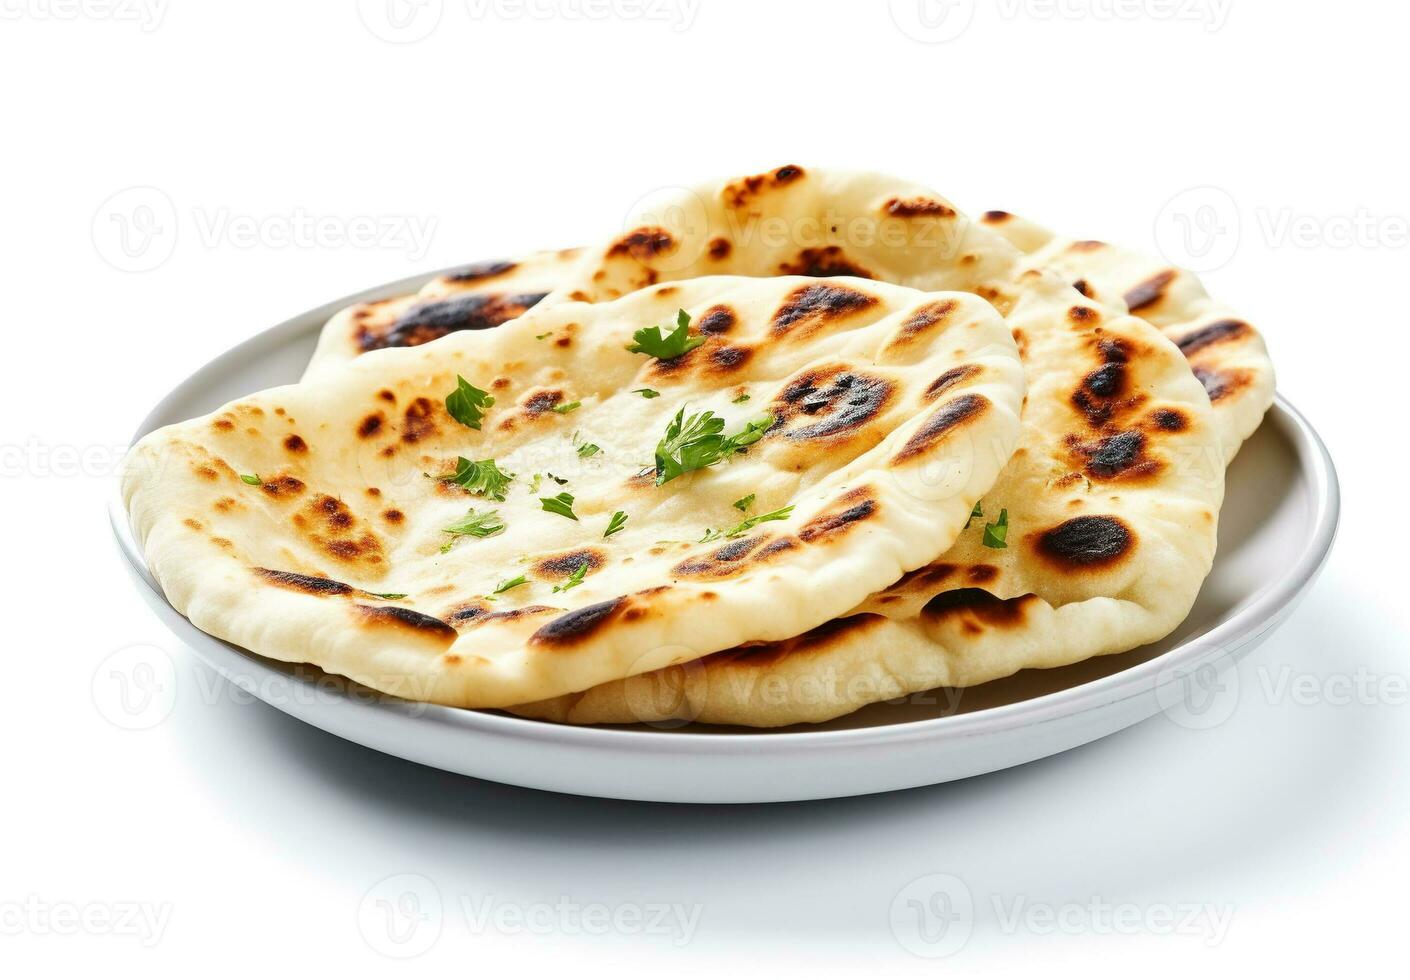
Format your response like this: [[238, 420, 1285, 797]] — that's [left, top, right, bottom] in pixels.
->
[[633, 388, 661, 399], [539, 492, 578, 521], [732, 493, 756, 512], [551, 400, 581, 415], [552, 563, 589, 593], [732, 393, 751, 404], [653, 408, 775, 486], [965, 500, 983, 529], [445, 375, 494, 430], [604, 510, 628, 538], [627, 309, 705, 360], [491, 574, 528, 595], [442, 508, 505, 541], [240, 473, 262, 486], [725, 504, 793, 538], [982, 508, 1009, 549], [444, 457, 514, 501]]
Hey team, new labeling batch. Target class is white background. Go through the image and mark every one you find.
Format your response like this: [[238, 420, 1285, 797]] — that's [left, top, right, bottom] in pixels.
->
[[2, 0, 1405, 975]]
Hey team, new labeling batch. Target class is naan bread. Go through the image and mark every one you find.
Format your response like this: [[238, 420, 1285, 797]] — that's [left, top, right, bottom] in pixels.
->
[[300, 167, 1273, 463], [978, 211, 1274, 459], [303, 248, 581, 379], [543, 165, 1017, 308], [125, 275, 1024, 707], [513, 274, 1225, 726]]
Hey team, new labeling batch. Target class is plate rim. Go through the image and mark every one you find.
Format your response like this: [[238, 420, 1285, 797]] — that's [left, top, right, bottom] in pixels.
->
[[111, 269, 1341, 753]]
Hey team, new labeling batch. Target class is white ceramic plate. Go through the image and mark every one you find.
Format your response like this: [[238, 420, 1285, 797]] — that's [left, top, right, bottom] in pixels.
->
[[111, 270, 1340, 803]]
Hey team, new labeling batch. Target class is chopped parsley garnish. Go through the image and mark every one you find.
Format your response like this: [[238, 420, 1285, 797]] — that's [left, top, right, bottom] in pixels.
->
[[551, 400, 581, 415], [446, 375, 494, 430], [982, 508, 1009, 549], [552, 563, 588, 593], [633, 388, 661, 399], [491, 574, 528, 595], [653, 408, 775, 486], [701, 504, 794, 543], [731, 393, 751, 404], [627, 309, 705, 360], [444, 457, 514, 501], [547, 472, 569, 485], [535, 332, 552, 340], [539, 492, 578, 521], [442, 508, 505, 541], [365, 591, 408, 600], [604, 510, 628, 538], [965, 500, 983, 529], [573, 433, 601, 458], [240, 473, 262, 486], [733, 493, 756, 512], [726, 505, 793, 538]]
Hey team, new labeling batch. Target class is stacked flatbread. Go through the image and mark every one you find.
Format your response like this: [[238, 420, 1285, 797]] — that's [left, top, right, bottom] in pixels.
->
[[124, 165, 1274, 727]]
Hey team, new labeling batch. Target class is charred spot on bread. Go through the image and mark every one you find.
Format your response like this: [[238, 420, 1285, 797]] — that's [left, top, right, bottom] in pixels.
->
[[1035, 515, 1134, 569]]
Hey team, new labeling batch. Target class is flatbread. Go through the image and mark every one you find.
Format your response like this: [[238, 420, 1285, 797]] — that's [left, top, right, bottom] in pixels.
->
[[300, 167, 1273, 462], [124, 275, 1024, 708], [542, 165, 1017, 309], [513, 273, 1225, 726], [303, 248, 581, 379], [978, 211, 1274, 459]]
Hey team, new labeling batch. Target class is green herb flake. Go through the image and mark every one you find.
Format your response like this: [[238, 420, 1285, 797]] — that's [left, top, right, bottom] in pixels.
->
[[653, 408, 776, 486], [965, 500, 983, 529], [539, 492, 578, 521], [491, 574, 528, 596], [732, 493, 756, 512], [725, 504, 793, 539], [240, 473, 262, 486], [536, 332, 552, 340], [550, 400, 581, 415], [633, 388, 661, 399], [603, 510, 628, 538], [627, 309, 705, 360], [445, 375, 495, 430], [365, 591, 408, 600], [982, 508, 1010, 549], [444, 457, 514, 501], [731, 393, 751, 404], [442, 508, 505, 541], [552, 563, 588, 594]]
